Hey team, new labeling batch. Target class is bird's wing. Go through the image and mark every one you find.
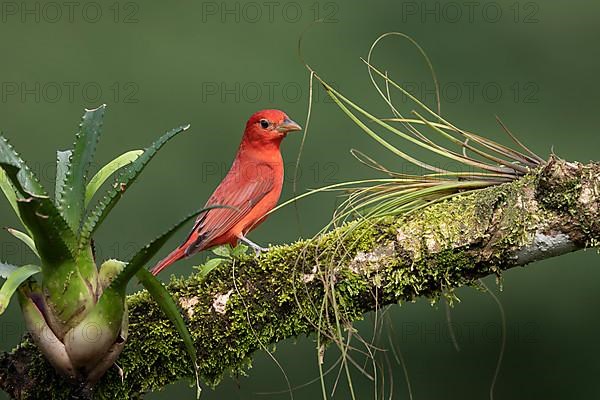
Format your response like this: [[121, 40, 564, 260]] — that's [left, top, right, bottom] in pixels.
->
[[183, 164, 275, 254]]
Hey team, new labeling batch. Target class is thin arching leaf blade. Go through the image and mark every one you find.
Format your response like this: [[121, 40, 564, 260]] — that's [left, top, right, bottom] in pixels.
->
[[79, 124, 190, 247], [59, 105, 106, 230], [110, 206, 222, 289], [0, 264, 41, 315], [85, 150, 143, 207], [6, 228, 39, 258], [0, 167, 22, 223], [136, 268, 201, 397]]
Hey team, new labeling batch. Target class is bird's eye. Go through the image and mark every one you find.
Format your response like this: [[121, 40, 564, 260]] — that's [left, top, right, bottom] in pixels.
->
[[259, 119, 270, 129]]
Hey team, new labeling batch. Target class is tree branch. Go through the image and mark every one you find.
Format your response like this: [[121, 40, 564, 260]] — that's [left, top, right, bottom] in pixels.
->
[[1, 157, 599, 399]]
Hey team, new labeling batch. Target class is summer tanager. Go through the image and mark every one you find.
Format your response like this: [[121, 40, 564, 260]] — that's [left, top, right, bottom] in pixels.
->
[[151, 109, 301, 275]]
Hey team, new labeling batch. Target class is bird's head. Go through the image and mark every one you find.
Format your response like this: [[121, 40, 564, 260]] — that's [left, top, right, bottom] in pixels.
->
[[244, 109, 302, 146]]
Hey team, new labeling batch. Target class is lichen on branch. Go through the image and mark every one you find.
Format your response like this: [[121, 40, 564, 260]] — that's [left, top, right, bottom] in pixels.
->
[[1, 157, 599, 399]]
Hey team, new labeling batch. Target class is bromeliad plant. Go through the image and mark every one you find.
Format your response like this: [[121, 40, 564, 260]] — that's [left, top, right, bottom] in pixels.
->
[[0, 105, 203, 386]]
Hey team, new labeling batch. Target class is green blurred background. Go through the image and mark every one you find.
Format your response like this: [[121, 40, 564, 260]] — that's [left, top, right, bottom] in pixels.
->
[[1, 0, 599, 398]]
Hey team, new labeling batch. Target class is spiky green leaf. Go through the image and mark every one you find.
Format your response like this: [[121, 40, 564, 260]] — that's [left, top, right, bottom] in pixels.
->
[[0, 264, 41, 314], [1, 163, 75, 265], [79, 124, 190, 248], [0, 135, 46, 196], [54, 150, 72, 205], [0, 134, 50, 233], [59, 105, 106, 230], [85, 150, 143, 207], [136, 268, 201, 397], [18, 197, 76, 265], [6, 228, 39, 258]]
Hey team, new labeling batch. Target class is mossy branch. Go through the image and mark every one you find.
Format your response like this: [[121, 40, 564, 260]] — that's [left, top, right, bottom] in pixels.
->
[[1, 157, 599, 399]]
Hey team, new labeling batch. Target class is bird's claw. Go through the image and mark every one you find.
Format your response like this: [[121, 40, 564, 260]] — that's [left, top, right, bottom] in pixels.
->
[[252, 246, 269, 257], [114, 363, 124, 383], [238, 236, 268, 256]]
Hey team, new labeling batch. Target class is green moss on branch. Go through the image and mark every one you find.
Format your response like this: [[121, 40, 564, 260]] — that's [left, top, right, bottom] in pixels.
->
[[1, 157, 599, 399]]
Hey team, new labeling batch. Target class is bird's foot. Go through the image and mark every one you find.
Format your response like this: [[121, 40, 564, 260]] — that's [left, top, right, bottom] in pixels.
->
[[238, 236, 268, 256], [115, 363, 124, 383], [252, 245, 269, 257]]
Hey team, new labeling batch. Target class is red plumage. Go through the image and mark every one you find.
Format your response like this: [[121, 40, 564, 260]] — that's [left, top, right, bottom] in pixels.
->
[[151, 109, 301, 275]]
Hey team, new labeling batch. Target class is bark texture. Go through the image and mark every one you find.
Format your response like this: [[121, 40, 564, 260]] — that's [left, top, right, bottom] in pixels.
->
[[1, 157, 599, 399]]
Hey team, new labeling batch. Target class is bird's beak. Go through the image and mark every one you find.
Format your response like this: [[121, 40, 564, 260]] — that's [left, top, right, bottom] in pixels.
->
[[277, 118, 302, 133]]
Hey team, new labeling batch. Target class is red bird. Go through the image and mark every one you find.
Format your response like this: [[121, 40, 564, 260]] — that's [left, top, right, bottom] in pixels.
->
[[151, 109, 302, 275]]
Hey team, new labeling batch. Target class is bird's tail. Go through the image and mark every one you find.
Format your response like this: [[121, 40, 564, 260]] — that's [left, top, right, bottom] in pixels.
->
[[150, 246, 187, 276]]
